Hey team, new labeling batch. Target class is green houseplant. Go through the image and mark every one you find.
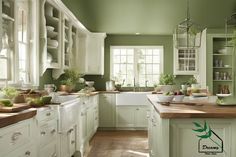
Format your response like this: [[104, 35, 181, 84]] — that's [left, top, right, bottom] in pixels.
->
[[59, 69, 84, 92], [157, 74, 175, 92]]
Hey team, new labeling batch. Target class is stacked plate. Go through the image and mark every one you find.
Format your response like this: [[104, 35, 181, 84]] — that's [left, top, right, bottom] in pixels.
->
[[47, 38, 58, 48]]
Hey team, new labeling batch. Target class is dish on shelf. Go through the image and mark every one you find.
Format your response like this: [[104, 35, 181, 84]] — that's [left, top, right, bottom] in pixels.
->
[[191, 93, 207, 97], [216, 94, 231, 97], [47, 30, 57, 38], [47, 53, 53, 63], [46, 26, 54, 31], [224, 65, 230, 68], [47, 38, 58, 48], [45, 4, 53, 17]]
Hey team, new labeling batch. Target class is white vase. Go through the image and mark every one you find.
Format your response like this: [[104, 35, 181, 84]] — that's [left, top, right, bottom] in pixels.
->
[[158, 85, 175, 93]]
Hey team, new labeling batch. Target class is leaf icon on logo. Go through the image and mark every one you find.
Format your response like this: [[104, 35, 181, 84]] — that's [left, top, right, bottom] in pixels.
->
[[192, 121, 212, 139], [197, 128, 212, 139]]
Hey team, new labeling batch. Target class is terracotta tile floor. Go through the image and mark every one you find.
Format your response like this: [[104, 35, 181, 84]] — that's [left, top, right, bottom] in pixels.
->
[[87, 130, 149, 157]]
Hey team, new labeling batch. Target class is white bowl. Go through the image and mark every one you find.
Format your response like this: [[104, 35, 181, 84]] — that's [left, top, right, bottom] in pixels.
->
[[157, 94, 174, 103], [45, 5, 53, 17], [47, 39, 58, 48], [85, 81, 94, 87], [46, 26, 54, 31], [173, 95, 184, 102]]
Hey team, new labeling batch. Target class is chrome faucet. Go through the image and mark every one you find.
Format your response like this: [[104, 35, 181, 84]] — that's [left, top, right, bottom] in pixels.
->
[[133, 77, 136, 92], [145, 80, 149, 91]]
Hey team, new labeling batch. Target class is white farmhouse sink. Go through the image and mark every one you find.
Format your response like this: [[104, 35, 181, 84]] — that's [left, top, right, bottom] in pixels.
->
[[116, 92, 151, 106]]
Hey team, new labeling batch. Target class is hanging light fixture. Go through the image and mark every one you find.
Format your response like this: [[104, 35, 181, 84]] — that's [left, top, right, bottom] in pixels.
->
[[174, 0, 203, 49], [225, 13, 236, 47]]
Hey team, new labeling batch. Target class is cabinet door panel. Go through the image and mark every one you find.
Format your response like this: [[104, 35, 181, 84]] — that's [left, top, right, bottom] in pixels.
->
[[99, 94, 116, 127], [135, 107, 148, 127], [116, 107, 135, 127]]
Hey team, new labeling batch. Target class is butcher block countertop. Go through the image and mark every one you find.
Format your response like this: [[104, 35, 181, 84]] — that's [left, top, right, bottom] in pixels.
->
[[0, 108, 37, 128], [147, 95, 236, 119]]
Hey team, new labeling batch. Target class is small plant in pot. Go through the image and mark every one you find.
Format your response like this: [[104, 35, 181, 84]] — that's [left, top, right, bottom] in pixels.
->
[[157, 74, 175, 93], [59, 69, 84, 93]]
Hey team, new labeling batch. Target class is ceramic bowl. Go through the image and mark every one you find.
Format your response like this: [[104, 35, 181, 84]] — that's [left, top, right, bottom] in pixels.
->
[[156, 94, 174, 103], [46, 26, 54, 32], [85, 81, 94, 87], [173, 95, 184, 102]]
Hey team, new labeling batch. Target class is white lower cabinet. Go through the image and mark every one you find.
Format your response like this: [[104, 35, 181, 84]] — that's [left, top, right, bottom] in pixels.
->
[[116, 106, 148, 128], [0, 118, 36, 157], [60, 126, 76, 157], [36, 107, 58, 157]]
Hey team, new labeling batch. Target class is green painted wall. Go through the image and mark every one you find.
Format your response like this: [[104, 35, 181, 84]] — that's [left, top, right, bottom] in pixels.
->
[[84, 34, 192, 90], [61, 0, 236, 34]]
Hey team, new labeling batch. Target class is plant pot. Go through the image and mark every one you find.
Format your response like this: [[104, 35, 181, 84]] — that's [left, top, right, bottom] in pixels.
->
[[59, 85, 73, 93], [181, 84, 188, 90], [158, 85, 175, 93]]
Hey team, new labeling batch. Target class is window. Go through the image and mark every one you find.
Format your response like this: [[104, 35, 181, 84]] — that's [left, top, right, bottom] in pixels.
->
[[16, 1, 30, 83], [110, 46, 163, 87]]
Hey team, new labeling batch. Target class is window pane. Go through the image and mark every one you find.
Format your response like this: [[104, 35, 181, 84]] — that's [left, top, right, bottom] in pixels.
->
[[146, 56, 152, 63], [121, 49, 126, 55], [153, 64, 160, 74], [146, 64, 152, 74], [153, 49, 160, 55], [19, 43, 27, 60], [120, 64, 127, 74], [127, 49, 134, 55], [113, 64, 120, 76], [113, 56, 120, 63], [120, 56, 126, 63], [113, 49, 120, 56], [0, 58, 8, 79], [138, 64, 145, 75], [127, 56, 133, 63], [146, 49, 152, 55], [153, 56, 160, 63]]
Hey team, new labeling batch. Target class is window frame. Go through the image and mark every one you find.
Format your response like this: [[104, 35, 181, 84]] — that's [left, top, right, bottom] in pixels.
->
[[110, 45, 164, 87]]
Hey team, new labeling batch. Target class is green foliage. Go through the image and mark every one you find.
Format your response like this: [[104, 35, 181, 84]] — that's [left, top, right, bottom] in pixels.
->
[[159, 74, 175, 85], [192, 121, 212, 139], [1, 87, 19, 99], [60, 69, 84, 86], [187, 77, 197, 85]]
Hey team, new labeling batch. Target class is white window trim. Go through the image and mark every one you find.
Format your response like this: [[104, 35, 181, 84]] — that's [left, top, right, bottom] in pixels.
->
[[110, 45, 164, 87]]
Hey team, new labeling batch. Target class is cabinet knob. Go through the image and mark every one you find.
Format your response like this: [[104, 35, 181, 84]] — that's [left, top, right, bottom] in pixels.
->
[[68, 128, 74, 134], [41, 131, 46, 136], [51, 129, 56, 134], [11, 132, 22, 142], [71, 140, 75, 144], [25, 151, 31, 156], [46, 112, 51, 116], [136, 108, 140, 110]]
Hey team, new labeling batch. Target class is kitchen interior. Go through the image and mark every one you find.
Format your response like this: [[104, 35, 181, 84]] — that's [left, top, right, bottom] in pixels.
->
[[0, 0, 236, 157]]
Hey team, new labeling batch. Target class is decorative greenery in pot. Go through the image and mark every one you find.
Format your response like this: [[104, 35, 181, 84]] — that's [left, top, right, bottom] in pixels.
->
[[157, 74, 175, 92], [60, 69, 84, 92]]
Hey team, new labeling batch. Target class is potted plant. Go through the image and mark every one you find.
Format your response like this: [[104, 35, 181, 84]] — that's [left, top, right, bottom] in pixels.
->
[[187, 76, 200, 89], [59, 69, 84, 93], [158, 74, 175, 92]]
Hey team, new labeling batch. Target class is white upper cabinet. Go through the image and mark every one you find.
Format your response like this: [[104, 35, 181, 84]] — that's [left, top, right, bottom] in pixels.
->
[[85, 33, 106, 75], [173, 29, 207, 77]]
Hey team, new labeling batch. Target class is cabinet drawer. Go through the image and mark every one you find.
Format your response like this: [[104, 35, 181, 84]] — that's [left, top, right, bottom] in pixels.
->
[[37, 107, 57, 122], [39, 119, 57, 146], [39, 141, 57, 157], [5, 143, 36, 157], [0, 120, 32, 156]]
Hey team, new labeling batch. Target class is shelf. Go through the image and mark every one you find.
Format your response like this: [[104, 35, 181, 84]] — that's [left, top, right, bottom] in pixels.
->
[[213, 67, 232, 69], [213, 80, 233, 82], [47, 45, 58, 50], [178, 58, 195, 60], [2, 13, 15, 22], [213, 53, 232, 56]]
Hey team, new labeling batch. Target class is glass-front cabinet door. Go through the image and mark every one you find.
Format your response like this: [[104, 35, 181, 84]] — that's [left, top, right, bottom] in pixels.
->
[[174, 48, 198, 75]]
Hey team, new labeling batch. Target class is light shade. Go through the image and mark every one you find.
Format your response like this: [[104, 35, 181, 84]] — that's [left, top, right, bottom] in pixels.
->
[[174, 18, 202, 49], [173, 0, 203, 49]]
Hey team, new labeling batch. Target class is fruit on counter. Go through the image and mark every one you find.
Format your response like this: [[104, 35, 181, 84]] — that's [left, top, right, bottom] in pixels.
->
[[26, 97, 43, 107], [0, 99, 13, 107], [40, 96, 52, 104], [164, 92, 174, 96], [174, 91, 183, 95]]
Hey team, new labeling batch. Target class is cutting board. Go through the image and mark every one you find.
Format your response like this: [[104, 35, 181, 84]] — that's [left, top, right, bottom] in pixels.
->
[[0, 103, 31, 113]]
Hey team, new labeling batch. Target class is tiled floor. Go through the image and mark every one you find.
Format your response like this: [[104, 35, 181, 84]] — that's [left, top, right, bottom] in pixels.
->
[[87, 130, 149, 157]]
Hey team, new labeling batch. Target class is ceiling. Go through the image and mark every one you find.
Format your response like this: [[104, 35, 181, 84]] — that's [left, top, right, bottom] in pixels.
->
[[62, 0, 236, 35]]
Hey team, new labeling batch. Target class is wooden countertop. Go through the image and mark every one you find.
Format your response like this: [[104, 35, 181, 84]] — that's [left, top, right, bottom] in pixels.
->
[[147, 95, 236, 119], [0, 108, 37, 128]]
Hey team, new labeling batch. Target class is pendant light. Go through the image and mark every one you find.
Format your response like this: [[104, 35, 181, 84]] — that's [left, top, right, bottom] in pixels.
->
[[225, 13, 236, 47], [174, 0, 203, 49]]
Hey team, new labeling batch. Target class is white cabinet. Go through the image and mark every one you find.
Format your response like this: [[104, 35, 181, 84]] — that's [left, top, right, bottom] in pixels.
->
[[85, 33, 106, 75], [99, 93, 116, 128], [0, 118, 36, 157], [36, 107, 58, 157], [86, 103, 94, 139], [116, 106, 148, 128], [60, 126, 76, 157]]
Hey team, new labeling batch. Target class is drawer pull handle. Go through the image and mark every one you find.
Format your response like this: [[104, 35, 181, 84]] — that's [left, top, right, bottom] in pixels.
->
[[51, 129, 56, 134], [68, 128, 74, 134], [25, 151, 31, 156], [52, 152, 57, 157], [136, 108, 140, 110], [12, 132, 22, 141], [46, 112, 51, 116], [41, 131, 46, 136], [71, 140, 75, 144]]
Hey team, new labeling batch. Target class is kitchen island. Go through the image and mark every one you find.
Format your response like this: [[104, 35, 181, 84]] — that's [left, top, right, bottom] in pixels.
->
[[147, 95, 236, 157]]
